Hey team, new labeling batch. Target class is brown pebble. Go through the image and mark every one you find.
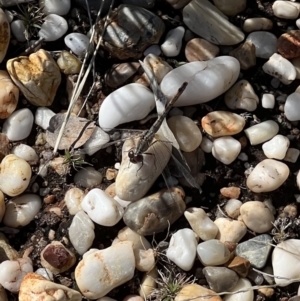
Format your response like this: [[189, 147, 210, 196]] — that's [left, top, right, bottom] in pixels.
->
[[226, 256, 250, 278], [43, 195, 56, 204], [239, 136, 248, 149], [277, 30, 300, 59], [220, 187, 241, 199], [283, 204, 298, 218], [0, 133, 10, 160], [185, 38, 219, 62], [229, 40, 256, 70], [258, 288, 274, 298], [43, 244, 69, 269], [106, 168, 118, 180]]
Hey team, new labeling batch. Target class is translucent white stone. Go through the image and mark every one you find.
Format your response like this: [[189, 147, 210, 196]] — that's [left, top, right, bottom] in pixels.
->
[[69, 210, 95, 255], [64, 32, 90, 57], [2, 108, 34, 141], [143, 44, 161, 56], [224, 199, 242, 219], [64, 187, 84, 215], [74, 167, 102, 188], [263, 53, 296, 85], [285, 92, 300, 121], [212, 136, 241, 165], [200, 137, 213, 153], [35, 107, 55, 130], [224, 278, 254, 301], [81, 188, 124, 226], [161, 26, 185, 57], [39, 0, 71, 15], [284, 148, 300, 163], [246, 159, 289, 193], [262, 135, 289, 160], [38, 14, 68, 41], [35, 268, 54, 281], [3, 194, 42, 227], [161, 57, 240, 106], [243, 17, 273, 32], [166, 228, 197, 271], [83, 127, 110, 156], [272, 1, 300, 19], [262, 93, 275, 109], [11, 20, 26, 42], [244, 120, 279, 145], [11, 144, 39, 162]]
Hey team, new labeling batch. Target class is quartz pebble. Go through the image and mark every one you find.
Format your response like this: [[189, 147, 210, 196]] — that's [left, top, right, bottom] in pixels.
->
[[229, 40, 256, 70], [161, 26, 185, 57], [81, 188, 124, 227], [39, 0, 71, 15], [243, 17, 273, 32], [83, 126, 110, 156], [184, 207, 218, 241], [240, 201, 275, 233], [35, 107, 55, 130], [183, 0, 244, 45], [0, 9, 9, 63], [185, 38, 219, 62], [38, 14, 68, 41], [262, 135, 290, 159], [284, 148, 300, 163], [65, 33, 90, 57], [224, 199, 242, 219], [215, 218, 247, 243], [285, 92, 300, 121], [175, 284, 222, 301], [212, 137, 241, 165], [220, 187, 240, 199], [56, 51, 82, 74], [223, 278, 254, 301], [138, 267, 157, 298], [64, 187, 84, 215], [75, 242, 135, 299], [2, 108, 33, 141], [69, 210, 95, 255], [272, 1, 300, 19], [11, 144, 38, 162], [74, 167, 102, 188], [161, 57, 240, 106], [263, 53, 296, 85], [262, 93, 275, 109], [35, 268, 53, 281], [11, 20, 26, 41], [166, 228, 197, 271], [246, 159, 289, 193], [277, 30, 300, 59], [200, 137, 213, 153], [224, 80, 259, 111], [244, 120, 279, 145]]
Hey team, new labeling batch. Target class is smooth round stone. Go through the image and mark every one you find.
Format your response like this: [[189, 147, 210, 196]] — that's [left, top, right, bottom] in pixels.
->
[[223, 278, 254, 301], [244, 120, 279, 145], [143, 44, 161, 56], [243, 17, 273, 32], [212, 137, 241, 165], [272, 239, 300, 285], [75, 242, 135, 299], [246, 159, 289, 193], [35, 268, 54, 281], [69, 210, 95, 255], [203, 267, 239, 293], [262, 135, 290, 160], [160, 56, 240, 106], [272, 1, 299, 19], [200, 136, 213, 153], [83, 127, 110, 156], [65, 33, 89, 57], [224, 199, 242, 219], [64, 187, 84, 215], [185, 38, 219, 62], [35, 107, 55, 130], [99, 83, 155, 130], [225, 80, 259, 111], [74, 167, 102, 188], [213, 0, 246, 16], [11, 20, 26, 42], [56, 51, 82, 74], [38, 14, 68, 41], [220, 187, 240, 199], [183, 0, 244, 45], [175, 284, 222, 301], [277, 30, 300, 59], [167, 116, 202, 152], [263, 53, 296, 85], [2, 108, 33, 141], [11, 144, 38, 162], [0, 191, 4, 222], [229, 40, 256, 70], [285, 92, 300, 121], [39, 0, 71, 15], [81, 188, 124, 227], [161, 26, 185, 57], [240, 201, 275, 233], [262, 93, 275, 109], [284, 148, 300, 163], [166, 228, 197, 271], [246, 31, 277, 59], [3, 194, 42, 228], [202, 111, 245, 138], [214, 218, 247, 243]]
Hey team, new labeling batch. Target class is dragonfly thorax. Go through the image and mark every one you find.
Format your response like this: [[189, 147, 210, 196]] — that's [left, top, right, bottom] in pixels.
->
[[128, 149, 144, 164]]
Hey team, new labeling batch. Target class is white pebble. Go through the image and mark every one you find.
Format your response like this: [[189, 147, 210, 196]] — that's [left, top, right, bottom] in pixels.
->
[[224, 199, 242, 219], [243, 17, 273, 32], [74, 167, 102, 188], [212, 136, 241, 165], [284, 92, 300, 121], [39, 0, 71, 15], [224, 278, 254, 301], [35, 268, 54, 281], [244, 120, 279, 145], [11, 20, 26, 42], [246, 159, 289, 193], [81, 188, 124, 226], [11, 144, 38, 162], [2, 108, 33, 141], [200, 137, 213, 153], [161, 26, 185, 57], [272, 1, 300, 19], [65, 33, 90, 57], [284, 148, 300, 163], [35, 107, 55, 130], [83, 126, 110, 156], [64, 187, 84, 215], [262, 93, 275, 109], [143, 44, 161, 56], [38, 14, 68, 41], [262, 135, 289, 160]]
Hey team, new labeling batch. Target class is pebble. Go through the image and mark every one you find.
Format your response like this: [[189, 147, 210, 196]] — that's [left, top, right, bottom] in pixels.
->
[[123, 187, 186, 236], [203, 267, 239, 293], [227, 256, 251, 278], [236, 234, 272, 269], [263, 53, 296, 85], [197, 239, 231, 266], [243, 17, 273, 32], [229, 40, 256, 70], [272, 1, 300, 19], [246, 159, 289, 193], [184, 207, 218, 240], [244, 120, 279, 145], [224, 199, 242, 219], [213, 0, 246, 16], [277, 30, 300, 59], [19, 273, 82, 301], [11, 144, 38, 162], [224, 80, 259, 111], [215, 218, 247, 243], [161, 26, 185, 57], [0, 284, 7, 301], [39, 0, 71, 15], [223, 278, 254, 301], [56, 51, 82, 74], [83, 127, 110, 156], [246, 31, 277, 59], [74, 167, 102, 188], [175, 283, 221, 301], [2, 108, 33, 141], [262, 135, 290, 160], [185, 38, 219, 62], [0, 233, 19, 262], [143, 44, 161, 56], [35, 107, 55, 130], [220, 187, 240, 199], [240, 201, 275, 233], [138, 268, 157, 298], [212, 137, 241, 165], [285, 92, 300, 121], [161, 56, 240, 106], [167, 116, 202, 152], [64, 33, 90, 57], [166, 228, 198, 271], [284, 148, 300, 163], [272, 239, 300, 285], [262, 93, 275, 109], [75, 242, 135, 299], [38, 14, 68, 41], [81, 188, 124, 227], [165, 0, 191, 9], [11, 20, 26, 42], [69, 210, 95, 255], [200, 137, 213, 153], [0, 9, 9, 63], [183, 0, 244, 45], [0, 155, 32, 197]]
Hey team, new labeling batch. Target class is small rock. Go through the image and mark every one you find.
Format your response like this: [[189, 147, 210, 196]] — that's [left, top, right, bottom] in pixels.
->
[[223, 278, 253, 301], [11, 144, 39, 162], [165, 0, 191, 9], [161, 26, 185, 57], [64, 187, 84, 215], [215, 218, 247, 243], [226, 256, 251, 278], [284, 148, 300, 163], [200, 136, 213, 153], [0, 133, 10, 160], [262, 135, 290, 160], [262, 93, 275, 109], [175, 284, 221, 301], [224, 199, 242, 219], [212, 137, 241, 165], [74, 167, 102, 188], [0, 233, 19, 262], [240, 201, 275, 233], [64, 33, 90, 57], [229, 40, 256, 70], [285, 92, 300, 121], [38, 14, 68, 41], [220, 187, 240, 199], [277, 30, 300, 59], [185, 38, 219, 62], [243, 17, 273, 32], [213, 0, 246, 16], [258, 288, 274, 298], [283, 204, 298, 218], [143, 44, 161, 56], [35, 107, 55, 130], [57, 51, 82, 74], [138, 267, 158, 298], [39, 0, 71, 15], [0, 9, 9, 63], [272, 1, 299, 19], [10, 20, 26, 42]]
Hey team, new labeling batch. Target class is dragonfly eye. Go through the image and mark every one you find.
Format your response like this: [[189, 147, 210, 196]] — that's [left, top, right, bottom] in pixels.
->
[[128, 150, 134, 158]]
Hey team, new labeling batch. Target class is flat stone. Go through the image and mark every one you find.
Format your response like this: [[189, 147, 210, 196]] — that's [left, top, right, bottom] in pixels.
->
[[278, 30, 300, 59], [185, 38, 219, 62], [226, 256, 251, 278], [229, 40, 256, 70], [175, 284, 222, 301]]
